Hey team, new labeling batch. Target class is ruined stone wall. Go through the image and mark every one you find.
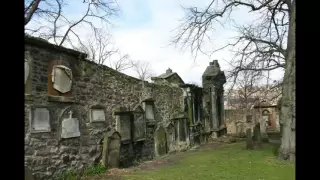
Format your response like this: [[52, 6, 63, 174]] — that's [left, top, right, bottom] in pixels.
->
[[24, 38, 184, 179]]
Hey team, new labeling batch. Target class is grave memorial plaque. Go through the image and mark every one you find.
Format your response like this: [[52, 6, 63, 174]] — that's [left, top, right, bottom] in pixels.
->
[[52, 65, 73, 93], [61, 111, 80, 138], [154, 126, 168, 156], [91, 109, 106, 122], [102, 131, 121, 168], [30, 107, 51, 133]]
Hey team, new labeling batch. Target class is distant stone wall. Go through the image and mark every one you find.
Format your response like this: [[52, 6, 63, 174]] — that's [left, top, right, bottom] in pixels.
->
[[24, 37, 184, 179], [225, 109, 255, 136]]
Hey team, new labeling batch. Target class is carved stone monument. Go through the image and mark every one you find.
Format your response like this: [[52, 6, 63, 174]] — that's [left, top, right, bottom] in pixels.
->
[[246, 128, 253, 150], [51, 65, 73, 93], [202, 60, 226, 137], [166, 122, 175, 150], [132, 105, 146, 142], [154, 126, 168, 156], [61, 110, 81, 138], [102, 131, 121, 168], [30, 106, 51, 133], [253, 123, 262, 149]]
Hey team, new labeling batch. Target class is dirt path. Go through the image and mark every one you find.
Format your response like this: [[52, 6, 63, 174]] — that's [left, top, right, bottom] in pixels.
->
[[83, 139, 244, 180]]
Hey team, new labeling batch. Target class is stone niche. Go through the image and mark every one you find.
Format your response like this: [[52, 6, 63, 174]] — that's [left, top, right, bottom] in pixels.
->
[[30, 105, 51, 133], [51, 65, 73, 93], [132, 105, 146, 142], [154, 125, 168, 157], [142, 98, 156, 125], [89, 105, 106, 123], [60, 107, 81, 139], [102, 131, 121, 169], [171, 114, 188, 142], [114, 110, 132, 142]]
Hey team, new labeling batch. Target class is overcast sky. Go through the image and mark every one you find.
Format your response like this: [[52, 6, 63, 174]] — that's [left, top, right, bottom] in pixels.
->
[[27, 0, 284, 86]]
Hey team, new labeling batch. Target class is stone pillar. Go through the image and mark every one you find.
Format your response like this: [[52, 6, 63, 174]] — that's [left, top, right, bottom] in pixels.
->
[[210, 85, 218, 130], [192, 96, 196, 123], [220, 88, 225, 127], [187, 93, 193, 126]]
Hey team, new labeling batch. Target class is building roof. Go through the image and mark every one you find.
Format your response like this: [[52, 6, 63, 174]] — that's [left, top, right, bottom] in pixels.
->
[[151, 68, 185, 84]]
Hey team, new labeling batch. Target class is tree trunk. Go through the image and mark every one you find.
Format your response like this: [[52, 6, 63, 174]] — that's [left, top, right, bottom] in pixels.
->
[[279, 0, 295, 161]]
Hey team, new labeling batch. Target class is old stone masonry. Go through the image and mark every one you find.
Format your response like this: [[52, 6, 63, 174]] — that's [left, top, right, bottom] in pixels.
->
[[24, 36, 227, 180]]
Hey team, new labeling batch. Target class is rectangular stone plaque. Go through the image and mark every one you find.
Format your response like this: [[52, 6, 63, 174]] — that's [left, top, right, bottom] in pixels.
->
[[145, 104, 154, 120], [116, 115, 131, 141], [91, 109, 105, 122], [31, 108, 51, 133], [61, 118, 80, 138], [133, 114, 146, 141]]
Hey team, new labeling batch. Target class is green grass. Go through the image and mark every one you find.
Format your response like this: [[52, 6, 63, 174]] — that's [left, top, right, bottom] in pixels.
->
[[123, 143, 295, 180]]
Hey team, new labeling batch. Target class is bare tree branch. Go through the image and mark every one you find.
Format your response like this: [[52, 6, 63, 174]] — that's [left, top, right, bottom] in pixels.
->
[[133, 61, 153, 81]]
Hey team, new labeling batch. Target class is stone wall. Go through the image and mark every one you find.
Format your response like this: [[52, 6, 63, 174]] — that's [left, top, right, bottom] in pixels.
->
[[24, 36, 184, 179], [225, 109, 255, 136]]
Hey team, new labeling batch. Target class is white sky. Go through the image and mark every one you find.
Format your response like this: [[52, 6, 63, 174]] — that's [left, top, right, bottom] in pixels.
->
[[26, 0, 284, 86]]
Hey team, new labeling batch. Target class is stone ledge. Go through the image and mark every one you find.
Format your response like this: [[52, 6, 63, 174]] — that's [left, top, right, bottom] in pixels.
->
[[47, 96, 77, 103], [25, 94, 34, 101]]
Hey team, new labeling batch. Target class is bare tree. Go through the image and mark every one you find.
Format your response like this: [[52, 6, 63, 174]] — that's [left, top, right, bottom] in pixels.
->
[[24, 0, 119, 47], [75, 29, 134, 72], [172, 0, 295, 161], [133, 61, 153, 81], [226, 73, 282, 111]]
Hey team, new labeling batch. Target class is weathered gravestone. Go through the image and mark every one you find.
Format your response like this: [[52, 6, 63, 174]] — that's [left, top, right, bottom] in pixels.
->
[[51, 65, 73, 93], [154, 126, 168, 156], [30, 106, 51, 133], [165, 122, 175, 151], [61, 110, 80, 138], [246, 128, 253, 150], [102, 131, 121, 169], [25, 167, 34, 180], [133, 105, 146, 142], [253, 123, 262, 149]]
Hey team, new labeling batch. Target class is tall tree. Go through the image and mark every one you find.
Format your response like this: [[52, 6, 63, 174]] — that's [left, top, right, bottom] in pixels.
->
[[173, 0, 295, 161], [75, 29, 134, 72], [24, 0, 119, 47], [133, 61, 153, 81]]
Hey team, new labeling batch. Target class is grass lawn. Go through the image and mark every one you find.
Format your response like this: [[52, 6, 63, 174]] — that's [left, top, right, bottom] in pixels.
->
[[123, 143, 295, 180]]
